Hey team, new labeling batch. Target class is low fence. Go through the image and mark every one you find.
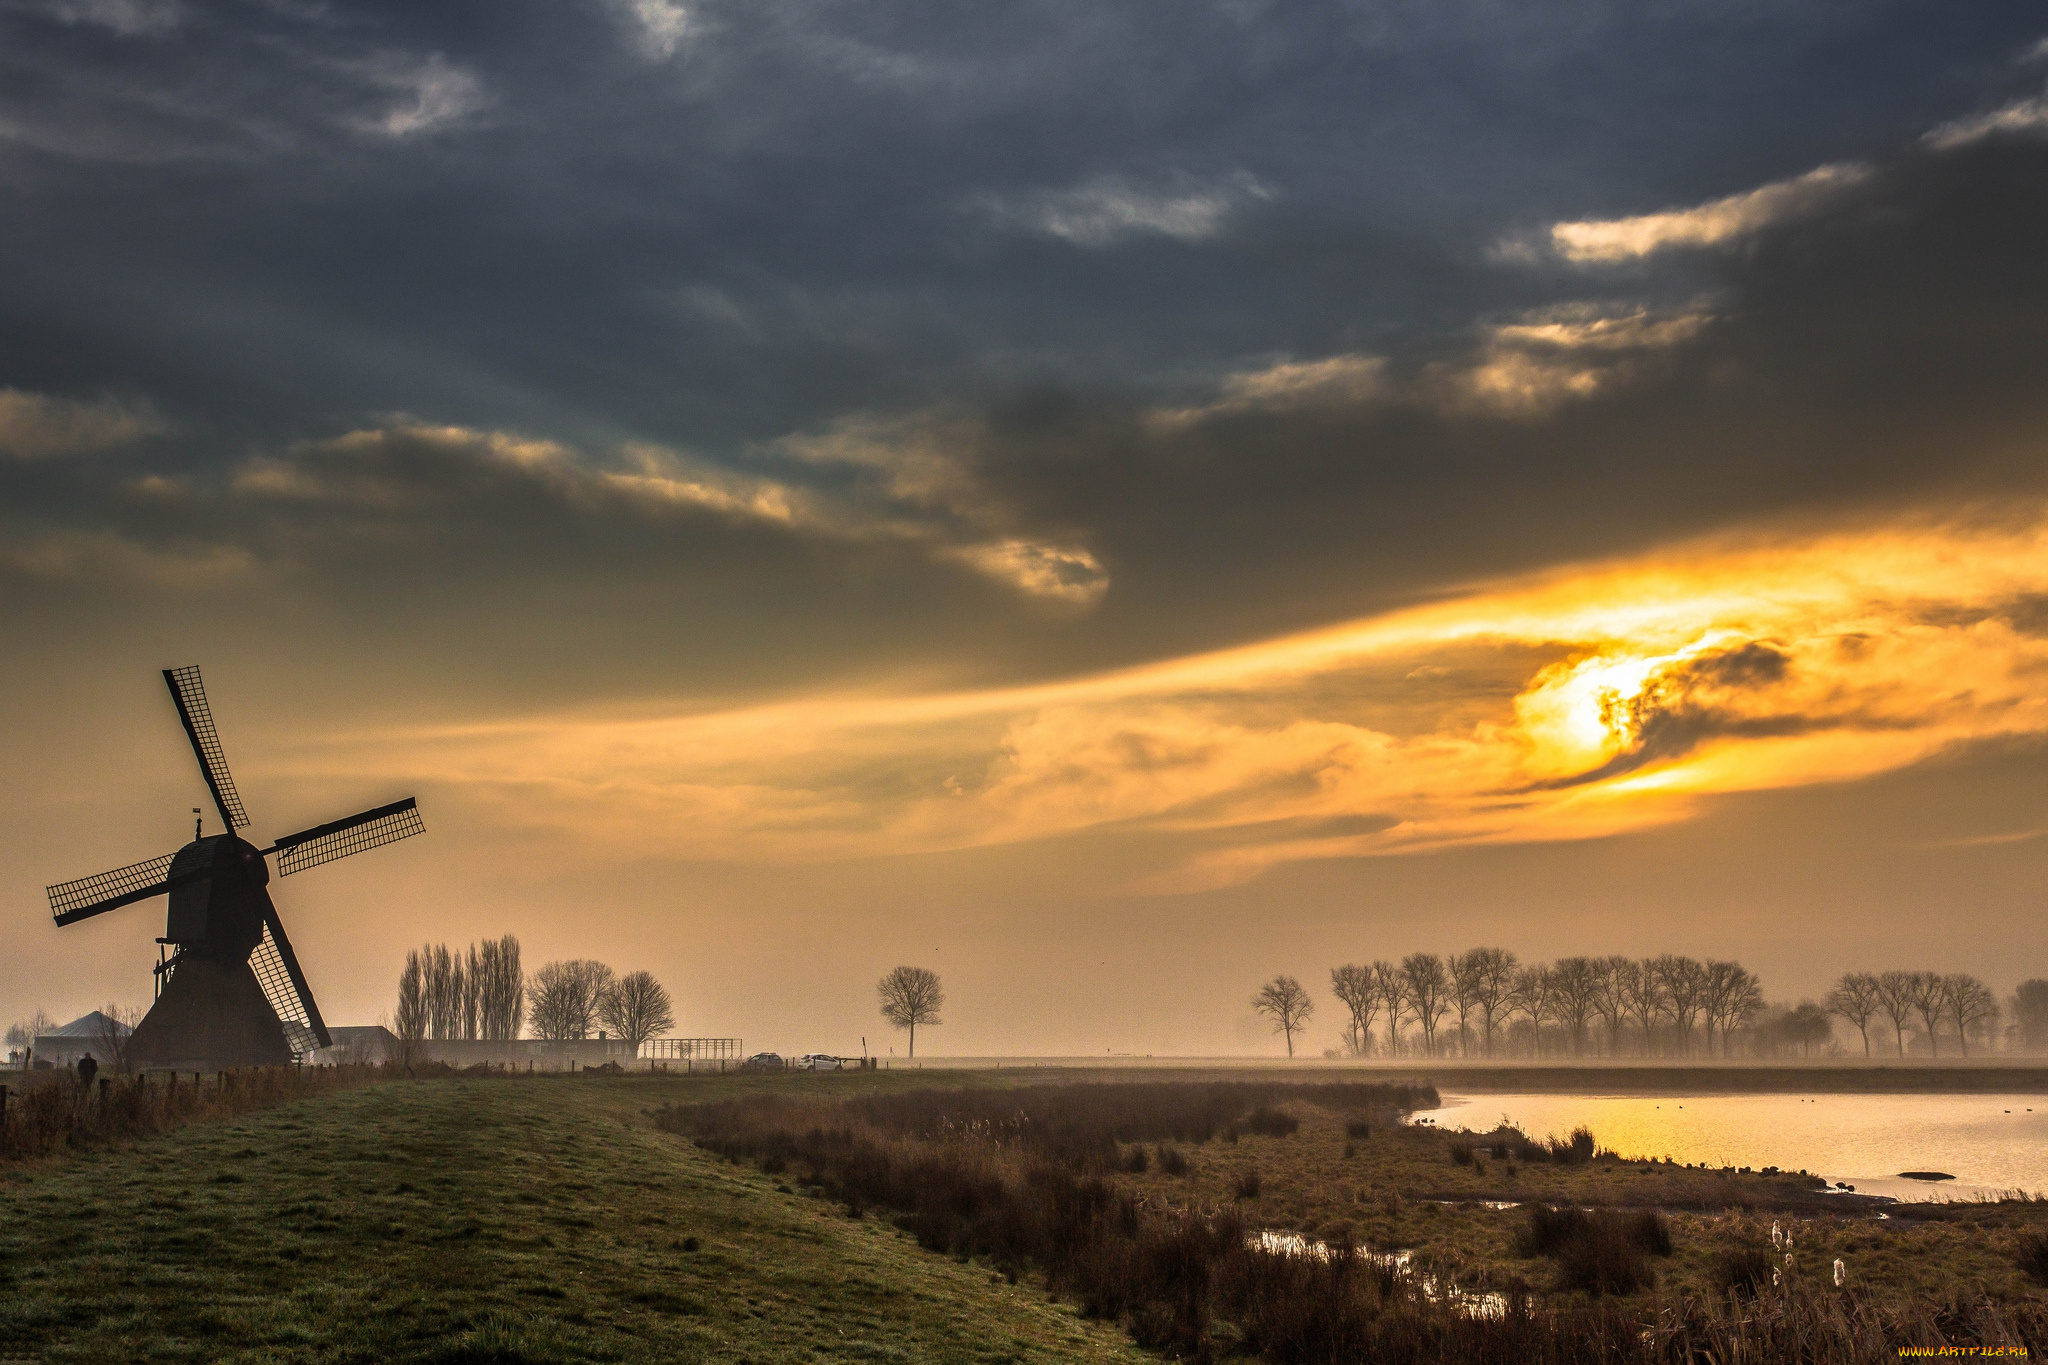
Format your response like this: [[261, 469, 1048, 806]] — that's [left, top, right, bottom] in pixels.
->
[[640, 1038, 742, 1068]]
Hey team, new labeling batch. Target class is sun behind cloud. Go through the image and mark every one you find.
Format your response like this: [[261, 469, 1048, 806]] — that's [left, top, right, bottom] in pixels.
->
[[288, 503, 2048, 890]]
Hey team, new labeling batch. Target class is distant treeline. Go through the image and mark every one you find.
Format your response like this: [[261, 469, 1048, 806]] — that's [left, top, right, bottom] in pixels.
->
[[1286, 953, 2047, 1060]]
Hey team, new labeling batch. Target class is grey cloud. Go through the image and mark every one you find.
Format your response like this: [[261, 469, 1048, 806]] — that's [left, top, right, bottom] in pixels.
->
[[613, 0, 696, 61], [343, 51, 488, 138], [970, 172, 1272, 247], [25, 0, 182, 36]]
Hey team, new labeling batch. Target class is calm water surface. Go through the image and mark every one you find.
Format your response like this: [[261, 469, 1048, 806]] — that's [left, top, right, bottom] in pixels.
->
[[1411, 1092, 2048, 1202]]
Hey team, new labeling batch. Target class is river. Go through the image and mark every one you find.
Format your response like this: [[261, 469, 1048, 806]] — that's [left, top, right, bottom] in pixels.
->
[[1410, 1091, 2048, 1201]]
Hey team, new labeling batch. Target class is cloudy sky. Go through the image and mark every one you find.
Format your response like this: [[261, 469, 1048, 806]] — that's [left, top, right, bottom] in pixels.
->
[[7, 0, 2048, 1055]]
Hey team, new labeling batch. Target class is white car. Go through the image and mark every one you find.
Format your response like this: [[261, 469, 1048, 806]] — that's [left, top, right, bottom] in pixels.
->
[[796, 1053, 844, 1071]]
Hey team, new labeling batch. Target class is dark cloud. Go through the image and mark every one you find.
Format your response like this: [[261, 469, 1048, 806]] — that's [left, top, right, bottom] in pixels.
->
[[3, 0, 2047, 699]]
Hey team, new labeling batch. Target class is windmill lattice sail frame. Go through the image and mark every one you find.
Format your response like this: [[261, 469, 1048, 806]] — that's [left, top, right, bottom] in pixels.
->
[[249, 920, 324, 1056], [275, 798, 424, 877], [48, 853, 177, 920], [165, 665, 250, 830]]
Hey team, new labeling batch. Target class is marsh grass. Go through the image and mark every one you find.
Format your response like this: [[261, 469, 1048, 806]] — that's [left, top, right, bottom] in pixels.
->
[[1515, 1206, 1672, 1295], [1715, 1244, 1777, 1299], [660, 1078, 2048, 1362], [2016, 1229, 2048, 1287]]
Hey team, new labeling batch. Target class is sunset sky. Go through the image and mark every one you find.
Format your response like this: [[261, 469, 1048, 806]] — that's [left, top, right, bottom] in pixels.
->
[[6, 1, 2048, 1056]]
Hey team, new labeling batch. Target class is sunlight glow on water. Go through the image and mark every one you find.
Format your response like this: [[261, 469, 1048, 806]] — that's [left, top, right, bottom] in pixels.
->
[[1411, 1092, 2048, 1201]]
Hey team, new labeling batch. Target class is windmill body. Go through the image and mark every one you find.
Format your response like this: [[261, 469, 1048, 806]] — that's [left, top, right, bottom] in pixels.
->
[[45, 668, 425, 1072], [164, 833, 269, 956]]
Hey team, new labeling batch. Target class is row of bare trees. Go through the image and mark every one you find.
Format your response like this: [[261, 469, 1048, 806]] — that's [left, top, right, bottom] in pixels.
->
[[1313, 951, 1769, 1058], [395, 937, 525, 1041], [1823, 971, 2002, 1057], [392, 940, 675, 1050], [526, 961, 675, 1049], [1257, 956, 2034, 1059]]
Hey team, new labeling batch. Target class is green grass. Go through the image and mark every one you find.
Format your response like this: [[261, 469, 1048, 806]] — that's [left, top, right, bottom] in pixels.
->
[[0, 1076, 1151, 1365]]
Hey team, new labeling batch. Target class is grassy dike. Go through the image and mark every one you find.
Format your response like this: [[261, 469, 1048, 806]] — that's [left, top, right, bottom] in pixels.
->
[[0, 1075, 1150, 1365]]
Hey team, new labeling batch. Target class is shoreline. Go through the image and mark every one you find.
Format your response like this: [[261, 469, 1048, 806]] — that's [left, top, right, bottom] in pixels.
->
[[893, 1059, 2048, 1093]]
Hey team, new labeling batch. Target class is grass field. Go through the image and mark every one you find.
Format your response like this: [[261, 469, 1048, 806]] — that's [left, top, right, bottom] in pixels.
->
[[0, 1073, 1149, 1365]]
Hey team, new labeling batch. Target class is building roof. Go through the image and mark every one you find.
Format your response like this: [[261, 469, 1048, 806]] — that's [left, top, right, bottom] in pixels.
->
[[47, 1010, 131, 1038]]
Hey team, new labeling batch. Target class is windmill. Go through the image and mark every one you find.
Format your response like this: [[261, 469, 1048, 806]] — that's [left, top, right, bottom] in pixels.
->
[[45, 667, 424, 1070]]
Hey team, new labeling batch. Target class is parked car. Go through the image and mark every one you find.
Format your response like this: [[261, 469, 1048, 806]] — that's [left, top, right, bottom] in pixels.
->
[[796, 1054, 843, 1071], [739, 1052, 785, 1071]]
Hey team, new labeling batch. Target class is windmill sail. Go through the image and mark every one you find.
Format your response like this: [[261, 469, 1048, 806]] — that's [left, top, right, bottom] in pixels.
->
[[164, 666, 250, 831], [249, 905, 330, 1055], [271, 797, 423, 877], [48, 851, 178, 925]]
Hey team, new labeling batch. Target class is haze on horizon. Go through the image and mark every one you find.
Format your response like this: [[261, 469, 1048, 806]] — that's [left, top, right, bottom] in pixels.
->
[[6, 0, 2048, 1058]]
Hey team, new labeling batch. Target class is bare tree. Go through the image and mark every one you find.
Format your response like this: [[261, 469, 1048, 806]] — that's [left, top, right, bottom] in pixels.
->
[[527, 960, 615, 1042], [1590, 957, 1631, 1055], [1943, 974, 1999, 1057], [422, 943, 457, 1040], [1710, 964, 1763, 1055], [1907, 971, 1948, 1058], [1401, 954, 1450, 1057], [526, 963, 580, 1042], [1874, 970, 1918, 1057], [1371, 959, 1407, 1056], [1251, 976, 1315, 1057], [1624, 957, 1664, 1056], [476, 935, 525, 1041], [1509, 964, 1553, 1056], [93, 1003, 142, 1075], [1447, 951, 1485, 1057], [459, 944, 481, 1041], [879, 966, 944, 1056], [395, 950, 428, 1045], [1329, 964, 1379, 1057], [6, 1007, 55, 1066], [1466, 947, 1520, 1057], [1549, 957, 1602, 1057], [1696, 961, 1760, 1057], [1775, 1002, 1835, 1058], [1824, 972, 1883, 1057], [599, 970, 675, 1052], [1654, 956, 1707, 1057]]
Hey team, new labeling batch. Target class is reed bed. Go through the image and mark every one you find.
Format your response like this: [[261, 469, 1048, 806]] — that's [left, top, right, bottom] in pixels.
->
[[658, 1079, 2048, 1364]]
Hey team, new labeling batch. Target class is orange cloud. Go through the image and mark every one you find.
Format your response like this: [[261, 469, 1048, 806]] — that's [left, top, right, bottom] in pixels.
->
[[290, 504, 2048, 890]]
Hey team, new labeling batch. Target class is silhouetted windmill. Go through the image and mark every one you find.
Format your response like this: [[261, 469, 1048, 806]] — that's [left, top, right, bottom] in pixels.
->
[[45, 668, 424, 1069]]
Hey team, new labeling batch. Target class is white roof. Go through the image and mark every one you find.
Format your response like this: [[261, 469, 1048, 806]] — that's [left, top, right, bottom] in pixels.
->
[[47, 1010, 131, 1037]]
